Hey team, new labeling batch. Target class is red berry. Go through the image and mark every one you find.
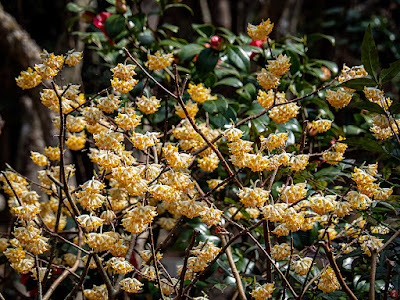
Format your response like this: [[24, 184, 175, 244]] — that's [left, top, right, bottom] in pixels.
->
[[115, 0, 127, 14], [390, 289, 398, 298], [210, 36, 223, 50]]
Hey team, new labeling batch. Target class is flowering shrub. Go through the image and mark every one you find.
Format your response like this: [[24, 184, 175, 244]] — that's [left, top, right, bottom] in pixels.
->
[[1, 1, 400, 299]]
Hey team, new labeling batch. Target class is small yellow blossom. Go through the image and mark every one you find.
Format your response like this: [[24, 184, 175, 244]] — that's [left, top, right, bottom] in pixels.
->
[[145, 51, 174, 71], [187, 83, 217, 104], [15, 67, 42, 89], [247, 19, 274, 40]]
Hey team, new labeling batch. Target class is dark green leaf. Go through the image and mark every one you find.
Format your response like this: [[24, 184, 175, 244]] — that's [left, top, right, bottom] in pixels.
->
[[214, 65, 241, 79], [226, 45, 249, 71], [164, 3, 194, 16], [196, 48, 219, 76], [204, 73, 217, 87], [128, 13, 146, 32], [345, 137, 386, 153], [179, 44, 204, 62], [286, 50, 301, 74], [361, 24, 379, 82], [202, 98, 228, 113], [312, 59, 338, 74], [379, 59, 400, 84], [137, 30, 155, 45], [245, 102, 265, 115], [314, 167, 346, 178], [307, 33, 335, 46], [158, 39, 184, 48], [66, 3, 86, 13], [105, 14, 126, 40], [161, 23, 179, 33], [216, 77, 243, 88], [339, 78, 377, 90], [209, 113, 228, 128], [389, 103, 400, 115], [192, 24, 215, 37], [352, 101, 385, 114]]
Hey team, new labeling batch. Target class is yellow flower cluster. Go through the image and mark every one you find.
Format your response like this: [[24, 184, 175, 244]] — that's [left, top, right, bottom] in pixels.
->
[[177, 241, 220, 280], [75, 178, 106, 210], [145, 51, 174, 71], [197, 152, 220, 172], [291, 257, 313, 275], [120, 277, 144, 293], [122, 205, 157, 234], [370, 113, 400, 140], [322, 138, 348, 165], [163, 144, 193, 169], [237, 187, 269, 207], [110, 63, 138, 93], [271, 243, 291, 260], [136, 95, 161, 114], [175, 100, 199, 119], [318, 267, 340, 293], [338, 64, 368, 83], [107, 257, 134, 274], [257, 55, 291, 90], [278, 182, 307, 203], [326, 88, 353, 109], [247, 19, 274, 40], [250, 282, 275, 299], [84, 284, 108, 300], [187, 83, 217, 104], [260, 132, 288, 151], [311, 119, 332, 133], [268, 93, 300, 124]]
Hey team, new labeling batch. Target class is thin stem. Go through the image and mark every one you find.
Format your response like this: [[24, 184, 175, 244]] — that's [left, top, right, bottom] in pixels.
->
[[220, 234, 246, 300], [35, 255, 43, 300], [64, 253, 93, 300], [177, 230, 198, 300], [319, 242, 358, 300]]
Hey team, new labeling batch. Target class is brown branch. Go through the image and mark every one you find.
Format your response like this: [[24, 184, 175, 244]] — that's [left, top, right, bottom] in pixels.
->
[[176, 230, 199, 300], [64, 253, 93, 300], [220, 234, 246, 300], [319, 242, 358, 300], [369, 249, 377, 300]]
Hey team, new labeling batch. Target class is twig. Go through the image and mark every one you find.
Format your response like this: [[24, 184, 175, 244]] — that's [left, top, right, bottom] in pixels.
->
[[176, 230, 198, 300], [319, 242, 358, 300], [64, 253, 93, 300], [149, 223, 166, 300], [35, 255, 43, 300], [220, 234, 246, 300], [383, 259, 394, 300], [263, 221, 272, 283], [369, 248, 377, 300], [43, 231, 83, 300]]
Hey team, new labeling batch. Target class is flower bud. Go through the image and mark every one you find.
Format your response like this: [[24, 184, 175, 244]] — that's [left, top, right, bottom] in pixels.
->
[[81, 11, 95, 24], [210, 35, 224, 51], [115, 0, 127, 14]]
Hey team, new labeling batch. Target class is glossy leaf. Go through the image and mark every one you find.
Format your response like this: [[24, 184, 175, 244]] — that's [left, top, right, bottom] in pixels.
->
[[195, 48, 219, 76], [361, 24, 379, 83], [352, 101, 385, 114], [339, 78, 377, 90], [216, 77, 243, 88], [379, 59, 400, 84], [179, 44, 204, 62], [105, 14, 126, 40], [192, 24, 215, 37], [226, 45, 249, 71], [164, 3, 194, 16], [307, 33, 335, 46]]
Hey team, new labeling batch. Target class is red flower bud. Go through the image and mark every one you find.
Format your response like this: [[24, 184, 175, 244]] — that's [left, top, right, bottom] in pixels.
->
[[210, 35, 224, 51], [390, 289, 398, 298], [249, 39, 265, 59], [93, 12, 114, 45], [115, 0, 127, 14]]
